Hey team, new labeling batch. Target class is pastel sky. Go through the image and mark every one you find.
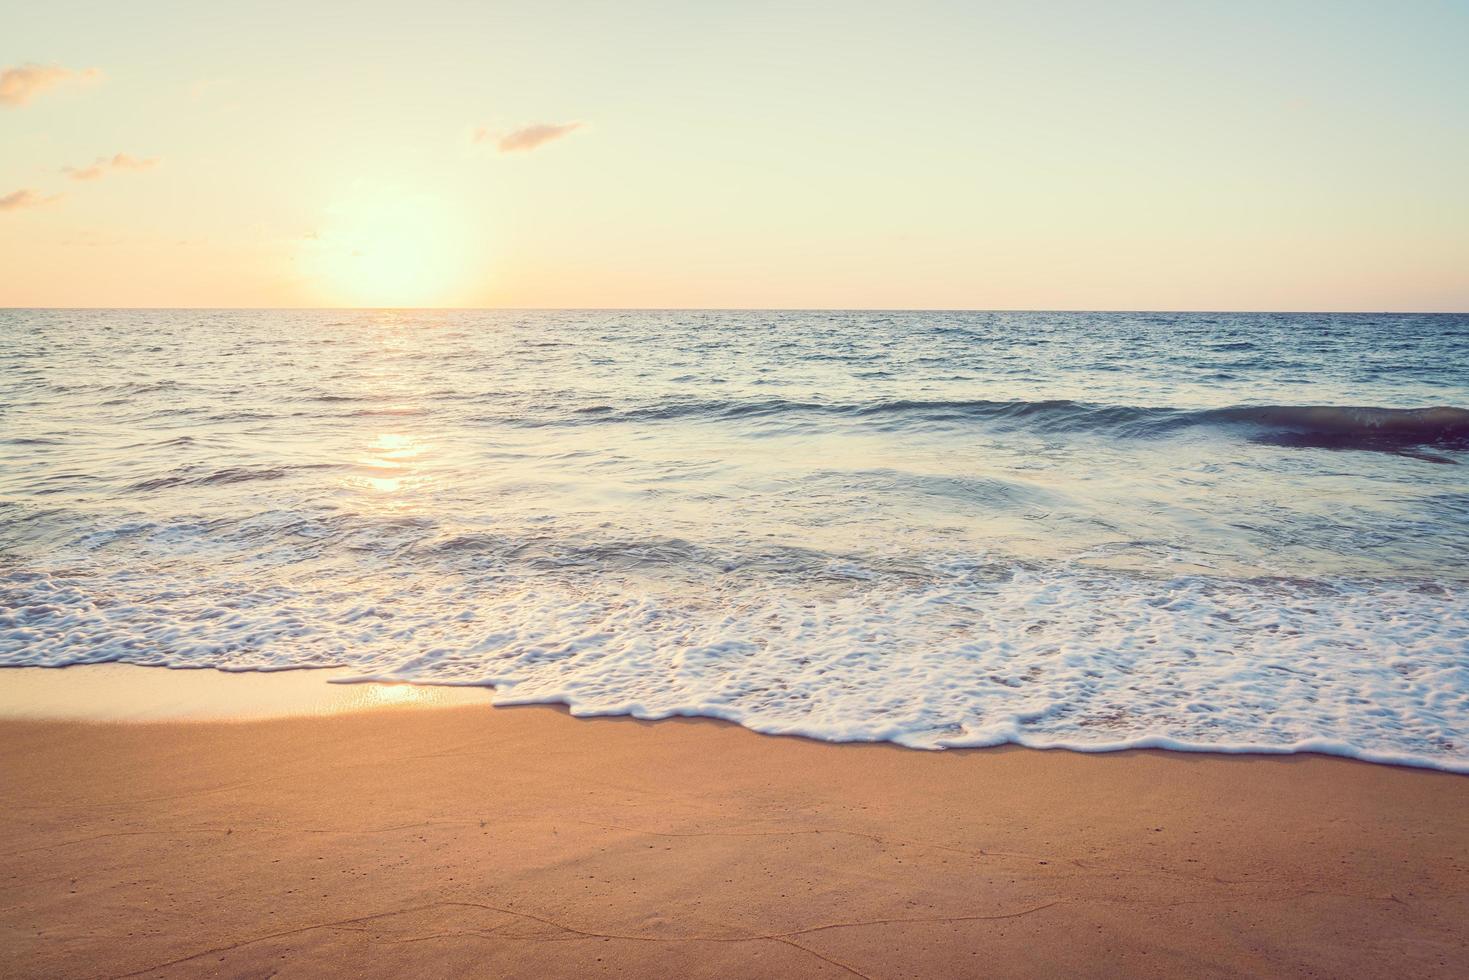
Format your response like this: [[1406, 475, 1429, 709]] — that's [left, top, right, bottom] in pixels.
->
[[3, 1, 1467, 309]]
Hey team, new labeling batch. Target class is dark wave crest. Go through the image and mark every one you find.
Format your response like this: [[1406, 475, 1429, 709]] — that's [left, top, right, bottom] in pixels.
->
[[1195, 405, 1469, 450], [538, 397, 1469, 456]]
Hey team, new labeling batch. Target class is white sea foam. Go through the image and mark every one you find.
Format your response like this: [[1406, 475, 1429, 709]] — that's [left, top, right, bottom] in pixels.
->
[[4, 558, 1466, 771]]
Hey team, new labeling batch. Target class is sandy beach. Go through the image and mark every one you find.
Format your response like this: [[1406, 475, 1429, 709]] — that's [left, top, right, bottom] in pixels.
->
[[2, 674, 1466, 979]]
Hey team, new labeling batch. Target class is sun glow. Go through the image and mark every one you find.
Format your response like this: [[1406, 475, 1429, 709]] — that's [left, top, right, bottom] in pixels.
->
[[300, 190, 480, 307]]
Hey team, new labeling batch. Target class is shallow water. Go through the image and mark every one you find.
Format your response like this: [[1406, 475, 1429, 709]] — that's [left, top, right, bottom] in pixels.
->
[[0, 663, 489, 721], [2, 310, 1467, 767]]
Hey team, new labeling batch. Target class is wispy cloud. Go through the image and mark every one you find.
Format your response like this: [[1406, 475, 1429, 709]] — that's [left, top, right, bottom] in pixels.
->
[[62, 153, 161, 181], [111, 153, 157, 170], [0, 189, 63, 211], [480, 122, 583, 154], [0, 64, 101, 108]]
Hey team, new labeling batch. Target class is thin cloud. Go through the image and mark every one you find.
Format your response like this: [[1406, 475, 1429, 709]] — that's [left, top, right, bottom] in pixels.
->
[[62, 153, 161, 181], [0, 64, 101, 107], [490, 122, 582, 153], [0, 189, 62, 211], [111, 153, 157, 170]]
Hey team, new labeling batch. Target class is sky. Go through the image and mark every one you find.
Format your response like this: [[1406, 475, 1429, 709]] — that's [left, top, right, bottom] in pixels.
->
[[2, 0, 1467, 310]]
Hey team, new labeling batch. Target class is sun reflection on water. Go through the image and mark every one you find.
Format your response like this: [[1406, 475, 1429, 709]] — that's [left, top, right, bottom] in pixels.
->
[[355, 683, 420, 707], [352, 431, 428, 499]]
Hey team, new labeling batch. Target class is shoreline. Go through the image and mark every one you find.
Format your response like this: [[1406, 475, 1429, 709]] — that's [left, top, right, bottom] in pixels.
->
[[2, 662, 1465, 775], [2, 670, 1467, 977]]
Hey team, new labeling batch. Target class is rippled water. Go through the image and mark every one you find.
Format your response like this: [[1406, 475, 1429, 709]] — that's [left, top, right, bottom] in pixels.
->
[[2, 310, 1467, 768]]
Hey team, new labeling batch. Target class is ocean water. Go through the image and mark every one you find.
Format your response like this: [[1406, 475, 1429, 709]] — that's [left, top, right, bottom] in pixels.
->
[[2, 309, 1468, 769]]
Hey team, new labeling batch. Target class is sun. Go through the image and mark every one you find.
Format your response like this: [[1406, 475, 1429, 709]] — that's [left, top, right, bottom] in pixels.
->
[[300, 188, 480, 307]]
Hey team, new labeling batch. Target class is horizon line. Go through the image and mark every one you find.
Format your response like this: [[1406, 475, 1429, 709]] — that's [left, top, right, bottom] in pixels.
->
[[3, 306, 1467, 315]]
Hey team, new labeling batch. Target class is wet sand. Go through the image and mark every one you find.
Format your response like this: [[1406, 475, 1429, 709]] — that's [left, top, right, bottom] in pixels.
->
[[1, 682, 1466, 978]]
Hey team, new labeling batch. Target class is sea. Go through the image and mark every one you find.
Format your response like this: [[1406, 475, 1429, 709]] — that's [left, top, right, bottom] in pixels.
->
[[2, 309, 1467, 769]]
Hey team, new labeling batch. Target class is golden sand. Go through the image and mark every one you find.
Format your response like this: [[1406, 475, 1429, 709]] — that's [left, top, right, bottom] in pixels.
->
[[1, 669, 1466, 978]]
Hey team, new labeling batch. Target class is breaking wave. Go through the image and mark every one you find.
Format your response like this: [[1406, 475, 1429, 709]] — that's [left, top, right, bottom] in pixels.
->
[[511, 397, 1469, 455]]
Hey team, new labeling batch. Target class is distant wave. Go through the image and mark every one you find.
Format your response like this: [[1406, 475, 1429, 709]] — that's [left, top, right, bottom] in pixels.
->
[[127, 464, 339, 492], [524, 397, 1469, 454]]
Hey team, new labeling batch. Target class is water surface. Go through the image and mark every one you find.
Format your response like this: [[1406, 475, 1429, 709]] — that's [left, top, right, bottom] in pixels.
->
[[2, 310, 1466, 767]]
